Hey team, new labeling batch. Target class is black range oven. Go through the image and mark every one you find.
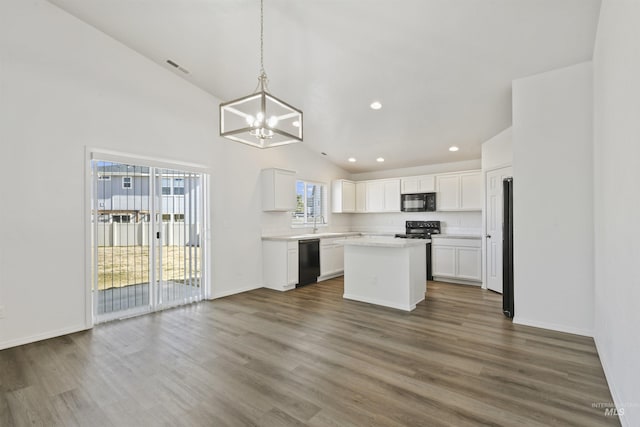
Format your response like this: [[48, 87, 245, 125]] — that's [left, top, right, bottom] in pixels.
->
[[395, 220, 441, 280]]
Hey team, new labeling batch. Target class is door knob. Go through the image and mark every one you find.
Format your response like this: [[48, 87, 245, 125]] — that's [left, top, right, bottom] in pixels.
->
[[486, 234, 491, 238]]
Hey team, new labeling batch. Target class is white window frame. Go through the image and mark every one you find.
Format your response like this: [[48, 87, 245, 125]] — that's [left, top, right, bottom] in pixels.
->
[[122, 176, 132, 189], [291, 180, 328, 227]]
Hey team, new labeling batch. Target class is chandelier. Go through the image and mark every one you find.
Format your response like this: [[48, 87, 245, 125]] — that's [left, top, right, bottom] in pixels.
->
[[219, 0, 303, 148]]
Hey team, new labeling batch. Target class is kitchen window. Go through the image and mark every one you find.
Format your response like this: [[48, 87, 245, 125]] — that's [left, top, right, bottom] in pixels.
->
[[292, 180, 328, 226]]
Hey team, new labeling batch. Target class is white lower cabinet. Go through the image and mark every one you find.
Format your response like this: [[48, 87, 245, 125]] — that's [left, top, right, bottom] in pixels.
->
[[263, 240, 298, 291], [432, 238, 482, 284], [320, 237, 344, 279], [287, 245, 299, 286]]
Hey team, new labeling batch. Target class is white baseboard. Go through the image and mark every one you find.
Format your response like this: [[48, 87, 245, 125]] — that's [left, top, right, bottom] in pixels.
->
[[0, 324, 90, 351], [513, 316, 593, 337], [318, 271, 343, 281], [433, 276, 482, 287], [343, 293, 423, 312], [210, 284, 262, 299], [594, 336, 634, 427]]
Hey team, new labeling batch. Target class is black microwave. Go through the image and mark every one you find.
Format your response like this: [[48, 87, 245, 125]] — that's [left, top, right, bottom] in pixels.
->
[[401, 193, 436, 212]]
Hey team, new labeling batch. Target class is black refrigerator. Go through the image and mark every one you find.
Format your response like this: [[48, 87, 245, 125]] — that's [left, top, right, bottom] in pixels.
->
[[503, 177, 514, 318]]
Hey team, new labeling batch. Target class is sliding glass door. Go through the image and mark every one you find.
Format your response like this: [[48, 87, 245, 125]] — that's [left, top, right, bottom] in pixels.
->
[[91, 160, 206, 323], [156, 168, 203, 309]]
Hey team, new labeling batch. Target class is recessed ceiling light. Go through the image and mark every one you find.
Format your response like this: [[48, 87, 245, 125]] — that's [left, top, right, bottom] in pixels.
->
[[348, 157, 357, 162], [370, 101, 382, 110], [449, 146, 459, 152], [292, 121, 300, 127], [376, 157, 385, 162]]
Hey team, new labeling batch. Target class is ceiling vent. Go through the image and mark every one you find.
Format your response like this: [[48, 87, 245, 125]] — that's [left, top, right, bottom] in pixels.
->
[[166, 59, 190, 74]]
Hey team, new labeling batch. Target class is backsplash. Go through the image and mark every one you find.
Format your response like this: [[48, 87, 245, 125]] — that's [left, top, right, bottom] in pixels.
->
[[262, 210, 481, 237], [261, 210, 353, 237], [349, 210, 482, 235]]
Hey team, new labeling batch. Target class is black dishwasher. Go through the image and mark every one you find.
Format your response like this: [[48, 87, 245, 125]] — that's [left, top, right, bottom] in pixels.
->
[[298, 239, 320, 287]]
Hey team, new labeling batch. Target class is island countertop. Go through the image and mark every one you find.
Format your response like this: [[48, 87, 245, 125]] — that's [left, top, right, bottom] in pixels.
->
[[338, 236, 430, 248], [262, 232, 361, 241]]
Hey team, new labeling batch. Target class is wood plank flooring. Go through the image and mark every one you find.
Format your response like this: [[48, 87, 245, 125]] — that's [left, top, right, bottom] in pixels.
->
[[0, 279, 619, 426]]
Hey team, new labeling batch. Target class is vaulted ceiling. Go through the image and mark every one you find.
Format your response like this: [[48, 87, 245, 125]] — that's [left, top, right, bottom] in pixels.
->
[[48, 0, 601, 172]]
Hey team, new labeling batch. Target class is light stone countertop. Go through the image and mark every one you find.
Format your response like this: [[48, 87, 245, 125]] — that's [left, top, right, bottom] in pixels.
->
[[338, 236, 430, 248], [431, 234, 482, 240], [261, 232, 361, 241]]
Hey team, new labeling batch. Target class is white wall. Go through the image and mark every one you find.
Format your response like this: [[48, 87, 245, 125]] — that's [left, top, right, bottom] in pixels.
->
[[0, 0, 349, 348], [481, 127, 512, 170], [512, 62, 594, 336], [593, 1, 640, 425]]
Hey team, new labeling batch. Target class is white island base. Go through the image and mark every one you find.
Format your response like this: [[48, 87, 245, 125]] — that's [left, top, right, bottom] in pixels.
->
[[341, 237, 427, 311]]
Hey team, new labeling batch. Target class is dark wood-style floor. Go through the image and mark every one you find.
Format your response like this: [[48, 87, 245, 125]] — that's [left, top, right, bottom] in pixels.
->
[[0, 279, 618, 427]]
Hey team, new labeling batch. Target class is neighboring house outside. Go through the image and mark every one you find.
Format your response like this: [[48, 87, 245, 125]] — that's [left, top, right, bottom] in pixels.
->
[[96, 163, 197, 224], [95, 163, 202, 246]]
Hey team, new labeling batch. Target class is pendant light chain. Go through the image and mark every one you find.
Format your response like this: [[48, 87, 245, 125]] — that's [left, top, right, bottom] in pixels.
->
[[256, 0, 268, 93], [260, 0, 265, 75]]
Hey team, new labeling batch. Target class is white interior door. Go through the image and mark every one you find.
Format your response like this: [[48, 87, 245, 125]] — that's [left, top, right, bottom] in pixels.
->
[[485, 166, 512, 293]]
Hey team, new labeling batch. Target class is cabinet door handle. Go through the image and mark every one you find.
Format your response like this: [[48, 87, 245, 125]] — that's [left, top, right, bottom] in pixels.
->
[[486, 234, 491, 238]]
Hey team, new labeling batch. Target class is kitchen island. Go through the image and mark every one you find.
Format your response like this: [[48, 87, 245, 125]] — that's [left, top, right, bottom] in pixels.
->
[[340, 236, 428, 311]]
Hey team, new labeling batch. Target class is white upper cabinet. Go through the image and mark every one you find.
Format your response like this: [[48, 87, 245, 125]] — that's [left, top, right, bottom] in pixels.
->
[[436, 175, 460, 210], [435, 170, 481, 211], [331, 179, 356, 213], [383, 180, 401, 211], [366, 181, 385, 212], [366, 179, 400, 212], [400, 175, 435, 194], [355, 182, 367, 212], [261, 168, 296, 211], [331, 171, 480, 214], [460, 173, 482, 210]]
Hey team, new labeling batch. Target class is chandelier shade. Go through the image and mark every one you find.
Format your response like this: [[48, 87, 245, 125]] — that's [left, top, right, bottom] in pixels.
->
[[219, 0, 303, 149]]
